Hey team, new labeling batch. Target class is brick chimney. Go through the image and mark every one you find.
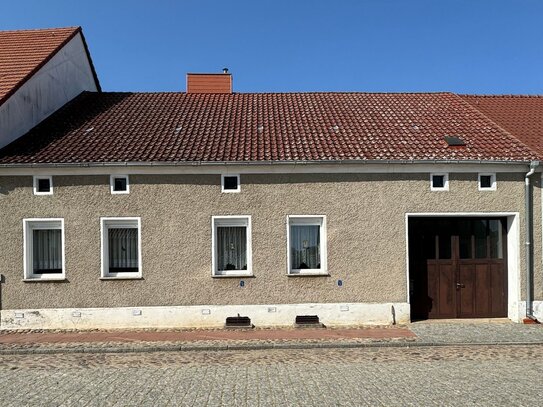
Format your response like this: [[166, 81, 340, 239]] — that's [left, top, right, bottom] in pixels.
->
[[186, 69, 232, 94]]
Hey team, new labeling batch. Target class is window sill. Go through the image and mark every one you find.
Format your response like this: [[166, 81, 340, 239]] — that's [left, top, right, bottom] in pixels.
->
[[100, 276, 143, 281], [212, 274, 254, 278], [287, 273, 330, 277], [23, 277, 67, 283]]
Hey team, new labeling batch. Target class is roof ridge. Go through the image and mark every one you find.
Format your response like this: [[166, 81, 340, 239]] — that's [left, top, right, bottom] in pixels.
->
[[0, 26, 80, 34], [460, 94, 543, 98]]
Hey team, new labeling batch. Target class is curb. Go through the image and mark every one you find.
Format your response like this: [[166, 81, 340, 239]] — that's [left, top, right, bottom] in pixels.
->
[[1, 340, 543, 356]]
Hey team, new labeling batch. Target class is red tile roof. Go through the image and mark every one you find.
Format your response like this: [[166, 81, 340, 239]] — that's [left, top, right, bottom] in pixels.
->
[[462, 95, 543, 155], [0, 27, 100, 106], [0, 91, 537, 165]]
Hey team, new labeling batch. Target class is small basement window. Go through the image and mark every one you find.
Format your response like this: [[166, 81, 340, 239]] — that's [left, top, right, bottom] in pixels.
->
[[33, 176, 53, 195], [221, 174, 240, 193], [23, 219, 65, 280], [430, 173, 449, 191], [478, 173, 496, 191], [110, 175, 130, 194], [101, 217, 141, 278]]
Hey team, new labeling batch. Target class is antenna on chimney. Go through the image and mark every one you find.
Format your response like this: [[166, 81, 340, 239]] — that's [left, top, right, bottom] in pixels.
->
[[223, 67, 229, 74]]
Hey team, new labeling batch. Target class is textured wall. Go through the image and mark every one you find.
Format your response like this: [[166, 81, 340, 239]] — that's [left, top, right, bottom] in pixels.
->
[[0, 172, 539, 310]]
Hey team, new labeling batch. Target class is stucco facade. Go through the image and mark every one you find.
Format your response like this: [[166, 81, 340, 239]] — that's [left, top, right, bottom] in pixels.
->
[[0, 170, 540, 328]]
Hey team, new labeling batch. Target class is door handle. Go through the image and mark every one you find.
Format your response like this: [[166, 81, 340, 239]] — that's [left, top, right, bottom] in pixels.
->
[[456, 283, 465, 289]]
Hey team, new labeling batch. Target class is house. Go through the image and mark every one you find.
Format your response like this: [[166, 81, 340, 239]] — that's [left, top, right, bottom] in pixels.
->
[[0, 27, 541, 330], [0, 27, 100, 149]]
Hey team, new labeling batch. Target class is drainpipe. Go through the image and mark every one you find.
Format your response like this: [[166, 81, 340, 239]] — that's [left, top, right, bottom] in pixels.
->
[[525, 160, 540, 323]]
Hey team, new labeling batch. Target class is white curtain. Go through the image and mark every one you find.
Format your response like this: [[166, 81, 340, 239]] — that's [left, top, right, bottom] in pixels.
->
[[290, 225, 320, 269], [217, 226, 247, 271], [33, 229, 62, 273], [108, 228, 138, 271]]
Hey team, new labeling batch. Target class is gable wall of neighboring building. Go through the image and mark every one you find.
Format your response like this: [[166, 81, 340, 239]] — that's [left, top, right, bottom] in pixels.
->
[[0, 171, 540, 328], [0, 32, 98, 149]]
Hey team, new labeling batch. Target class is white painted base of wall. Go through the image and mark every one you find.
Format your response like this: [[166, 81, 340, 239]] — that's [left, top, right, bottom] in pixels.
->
[[515, 301, 543, 322], [0, 302, 410, 330]]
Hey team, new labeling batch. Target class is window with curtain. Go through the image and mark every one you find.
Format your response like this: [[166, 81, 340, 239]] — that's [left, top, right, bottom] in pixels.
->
[[101, 218, 141, 278], [288, 216, 327, 275], [290, 225, 320, 270], [213, 217, 252, 276], [108, 228, 139, 273], [24, 219, 64, 280], [32, 229, 63, 273]]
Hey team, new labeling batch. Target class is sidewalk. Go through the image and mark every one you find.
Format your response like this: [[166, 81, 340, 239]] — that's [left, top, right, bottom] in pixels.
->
[[0, 321, 542, 355]]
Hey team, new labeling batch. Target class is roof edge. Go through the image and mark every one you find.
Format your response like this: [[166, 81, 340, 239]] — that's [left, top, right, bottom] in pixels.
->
[[0, 159, 535, 169]]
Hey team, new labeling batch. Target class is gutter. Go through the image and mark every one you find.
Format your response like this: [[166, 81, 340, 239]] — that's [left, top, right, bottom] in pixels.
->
[[0, 158, 536, 169], [524, 160, 540, 323]]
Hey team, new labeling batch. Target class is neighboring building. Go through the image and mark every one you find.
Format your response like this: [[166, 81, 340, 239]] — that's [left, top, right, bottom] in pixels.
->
[[0, 28, 541, 330], [0, 27, 100, 149]]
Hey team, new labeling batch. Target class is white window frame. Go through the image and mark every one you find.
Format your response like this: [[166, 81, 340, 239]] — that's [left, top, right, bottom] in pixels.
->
[[478, 173, 496, 191], [110, 175, 130, 194], [430, 173, 449, 191], [287, 215, 328, 276], [221, 174, 241, 193], [100, 217, 142, 279], [23, 218, 65, 281], [33, 175, 53, 195], [212, 215, 252, 277]]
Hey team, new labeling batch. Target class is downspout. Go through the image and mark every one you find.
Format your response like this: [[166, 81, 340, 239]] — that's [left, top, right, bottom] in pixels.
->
[[525, 160, 540, 323]]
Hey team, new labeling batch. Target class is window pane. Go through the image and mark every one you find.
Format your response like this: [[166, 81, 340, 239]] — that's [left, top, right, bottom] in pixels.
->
[[290, 225, 320, 269], [108, 228, 138, 272], [480, 175, 492, 189], [423, 234, 436, 260], [37, 178, 51, 193], [475, 220, 488, 259], [114, 177, 127, 191], [432, 175, 444, 188], [459, 220, 472, 259], [223, 176, 238, 190], [489, 220, 503, 259], [438, 234, 451, 259], [33, 229, 62, 273], [217, 226, 247, 271]]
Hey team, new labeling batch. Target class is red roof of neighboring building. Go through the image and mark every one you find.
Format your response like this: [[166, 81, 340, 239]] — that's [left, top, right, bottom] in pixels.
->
[[0, 26, 100, 106], [0, 91, 537, 164], [461, 95, 543, 155]]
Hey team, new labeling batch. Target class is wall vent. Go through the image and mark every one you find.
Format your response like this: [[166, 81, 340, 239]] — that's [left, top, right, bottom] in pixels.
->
[[225, 316, 253, 328], [295, 315, 324, 327]]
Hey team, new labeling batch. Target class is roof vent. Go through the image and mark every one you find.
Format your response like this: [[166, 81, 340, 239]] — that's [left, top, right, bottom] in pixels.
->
[[187, 71, 232, 94], [444, 135, 466, 146]]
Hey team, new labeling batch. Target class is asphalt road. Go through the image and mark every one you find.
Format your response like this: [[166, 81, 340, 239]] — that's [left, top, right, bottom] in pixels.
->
[[1, 344, 542, 406]]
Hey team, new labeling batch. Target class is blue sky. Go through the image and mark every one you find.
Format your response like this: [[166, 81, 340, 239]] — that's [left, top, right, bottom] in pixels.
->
[[2, 1, 543, 93]]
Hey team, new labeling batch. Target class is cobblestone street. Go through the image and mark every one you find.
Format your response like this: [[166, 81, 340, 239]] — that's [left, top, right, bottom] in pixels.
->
[[1, 344, 542, 406]]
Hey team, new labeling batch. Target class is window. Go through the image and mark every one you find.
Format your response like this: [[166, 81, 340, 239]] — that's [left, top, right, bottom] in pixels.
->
[[110, 175, 130, 194], [287, 216, 327, 275], [221, 174, 240, 193], [33, 176, 53, 195], [212, 216, 252, 276], [23, 219, 65, 280], [478, 173, 496, 191], [101, 218, 141, 278], [430, 173, 449, 191]]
